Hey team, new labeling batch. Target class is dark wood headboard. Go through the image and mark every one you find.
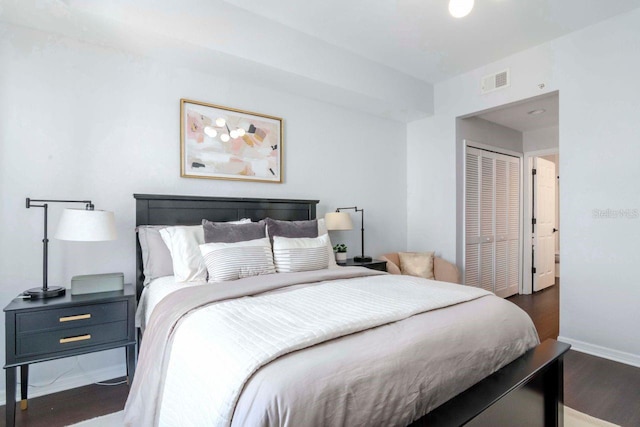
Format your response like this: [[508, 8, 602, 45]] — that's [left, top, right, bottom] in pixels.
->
[[134, 194, 319, 299]]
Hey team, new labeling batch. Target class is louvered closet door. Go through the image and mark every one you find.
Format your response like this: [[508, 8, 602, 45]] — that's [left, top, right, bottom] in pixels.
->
[[479, 156, 495, 292], [465, 147, 495, 292], [465, 147, 520, 297], [465, 151, 481, 288], [494, 156, 520, 298]]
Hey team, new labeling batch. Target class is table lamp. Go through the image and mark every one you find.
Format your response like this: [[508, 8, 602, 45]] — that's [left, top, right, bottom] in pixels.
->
[[25, 198, 117, 299], [325, 206, 372, 262]]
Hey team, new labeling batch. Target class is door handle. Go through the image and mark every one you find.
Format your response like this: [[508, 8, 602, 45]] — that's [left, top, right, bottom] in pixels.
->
[[552, 228, 558, 233]]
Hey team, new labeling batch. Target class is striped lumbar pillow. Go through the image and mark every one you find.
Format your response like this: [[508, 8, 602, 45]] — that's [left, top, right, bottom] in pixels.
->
[[199, 237, 276, 282], [272, 234, 330, 273]]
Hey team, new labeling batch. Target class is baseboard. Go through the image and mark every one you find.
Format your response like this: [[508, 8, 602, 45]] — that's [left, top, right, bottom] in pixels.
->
[[0, 363, 125, 406], [558, 336, 640, 368]]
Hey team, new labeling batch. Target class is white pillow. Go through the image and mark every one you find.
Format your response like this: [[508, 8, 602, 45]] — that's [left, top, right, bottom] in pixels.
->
[[199, 237, 275, 282], [159, 219, 250, 282], [317, 218, 338, 269], [272, 234, 330, 273], [137, 225, 174, 285], [160, 225, 208, 282]]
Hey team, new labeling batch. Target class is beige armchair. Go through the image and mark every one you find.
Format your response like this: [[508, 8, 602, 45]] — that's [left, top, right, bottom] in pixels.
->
[[379, 253, 460, 284]]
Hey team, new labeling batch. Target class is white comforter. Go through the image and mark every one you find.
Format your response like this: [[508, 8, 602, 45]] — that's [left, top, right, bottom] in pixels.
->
[[160, 276, 486, 426], [136, 276, 205, 332], [126, 269, 539, 427]]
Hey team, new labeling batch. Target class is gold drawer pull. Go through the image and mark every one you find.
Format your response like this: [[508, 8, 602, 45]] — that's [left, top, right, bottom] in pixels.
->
[[59, 314, 91, 323], [60, 334, 91, 344]]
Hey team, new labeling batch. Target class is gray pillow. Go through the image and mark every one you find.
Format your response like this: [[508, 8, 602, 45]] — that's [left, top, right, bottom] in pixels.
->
[[264, 218, 318, 241], [202, 219, 267, 243], [137, 226, 174, 285]]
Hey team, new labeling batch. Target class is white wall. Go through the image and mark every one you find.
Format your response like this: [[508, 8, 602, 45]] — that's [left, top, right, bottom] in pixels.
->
[[0, 23, 408, 402], [523, 126, 559, 152], [458, 117, 523, 154], [0, 1, 434, 123], [408, 9, 640, 366], [406, 115, 456, 260]]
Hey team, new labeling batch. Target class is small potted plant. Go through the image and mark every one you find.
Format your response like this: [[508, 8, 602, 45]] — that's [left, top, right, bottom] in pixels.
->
[[333, 243, 347, 263]]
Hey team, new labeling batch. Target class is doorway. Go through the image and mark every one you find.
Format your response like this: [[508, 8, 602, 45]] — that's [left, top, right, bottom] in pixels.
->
[[458, 91, 559, 296]]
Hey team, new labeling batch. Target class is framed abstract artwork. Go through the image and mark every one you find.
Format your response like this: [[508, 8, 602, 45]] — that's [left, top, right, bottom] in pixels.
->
[[180, 99, 283, 183]]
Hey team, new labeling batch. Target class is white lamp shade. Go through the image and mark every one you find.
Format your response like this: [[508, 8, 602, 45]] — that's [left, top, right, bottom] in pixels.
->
[[324, 212, 354, 231], [55, 208, 117, 241]]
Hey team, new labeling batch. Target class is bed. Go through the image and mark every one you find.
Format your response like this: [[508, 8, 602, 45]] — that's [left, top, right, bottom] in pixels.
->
[[126, 193, 569, 427]]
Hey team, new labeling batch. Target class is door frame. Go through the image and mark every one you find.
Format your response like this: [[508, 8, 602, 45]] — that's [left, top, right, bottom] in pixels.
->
[[462, 140, 524, 295], [522, 148, 559, 294]]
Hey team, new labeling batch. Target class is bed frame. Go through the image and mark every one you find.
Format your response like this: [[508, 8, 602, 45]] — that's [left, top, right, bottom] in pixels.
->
[[133, 193, 570, 427]]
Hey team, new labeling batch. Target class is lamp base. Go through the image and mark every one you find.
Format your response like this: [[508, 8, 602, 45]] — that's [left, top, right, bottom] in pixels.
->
[[23, 286, 66, 299], [354, 255, 373, 263]]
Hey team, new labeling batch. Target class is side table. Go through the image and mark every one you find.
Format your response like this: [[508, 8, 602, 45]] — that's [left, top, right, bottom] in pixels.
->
[[4, 285, 136, 427]]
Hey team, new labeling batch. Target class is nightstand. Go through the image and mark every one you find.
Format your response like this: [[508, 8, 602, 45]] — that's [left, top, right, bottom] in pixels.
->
[[3, 285, 136, 427], [340, 258, 387, 272]]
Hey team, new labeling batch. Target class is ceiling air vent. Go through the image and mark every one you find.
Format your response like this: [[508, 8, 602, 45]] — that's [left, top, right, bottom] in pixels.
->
[[481, 69, 510, 94]]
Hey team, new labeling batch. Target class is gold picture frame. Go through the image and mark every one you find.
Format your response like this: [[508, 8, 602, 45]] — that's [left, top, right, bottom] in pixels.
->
[[180, 99, 283, 183]]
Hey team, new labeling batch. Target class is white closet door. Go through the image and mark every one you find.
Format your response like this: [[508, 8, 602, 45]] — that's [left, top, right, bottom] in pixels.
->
[[506, 159, 520, 296], [479, 156, 495, 292], [494, 158, 509, 296], [465, 147, 495, 292], [465, 146, 520, 297], [494, 156, 520, 298], [465, 150, 481, 288]]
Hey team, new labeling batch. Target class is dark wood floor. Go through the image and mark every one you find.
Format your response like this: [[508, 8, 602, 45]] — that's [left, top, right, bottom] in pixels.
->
[[508, 280, 640, 426], [0, 378, 128, 426], [2, 280, 639, 426], [507, 279, 560, 342]]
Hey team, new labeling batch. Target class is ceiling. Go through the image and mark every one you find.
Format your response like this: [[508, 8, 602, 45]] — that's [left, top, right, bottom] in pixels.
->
[[476, 93, 559, 132], [222, 0, 640, 83], [1, 1, 639, 121]]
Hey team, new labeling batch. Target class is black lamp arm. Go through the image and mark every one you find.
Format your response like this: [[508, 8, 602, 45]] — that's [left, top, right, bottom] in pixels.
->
[[26, 198, 94, 210]]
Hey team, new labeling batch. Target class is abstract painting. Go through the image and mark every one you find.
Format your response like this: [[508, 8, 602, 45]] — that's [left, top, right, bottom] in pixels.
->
[[180, 99, 282, 183]]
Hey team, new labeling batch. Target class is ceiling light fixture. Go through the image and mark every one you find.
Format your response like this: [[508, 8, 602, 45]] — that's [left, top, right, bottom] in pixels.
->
[[528, 109, 546, 115], [449, 0, 474, 18]]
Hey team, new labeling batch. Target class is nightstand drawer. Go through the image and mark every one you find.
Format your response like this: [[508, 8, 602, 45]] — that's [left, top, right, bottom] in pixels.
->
[[16, 321, 129, 357], [16, 301, 127, 334]]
